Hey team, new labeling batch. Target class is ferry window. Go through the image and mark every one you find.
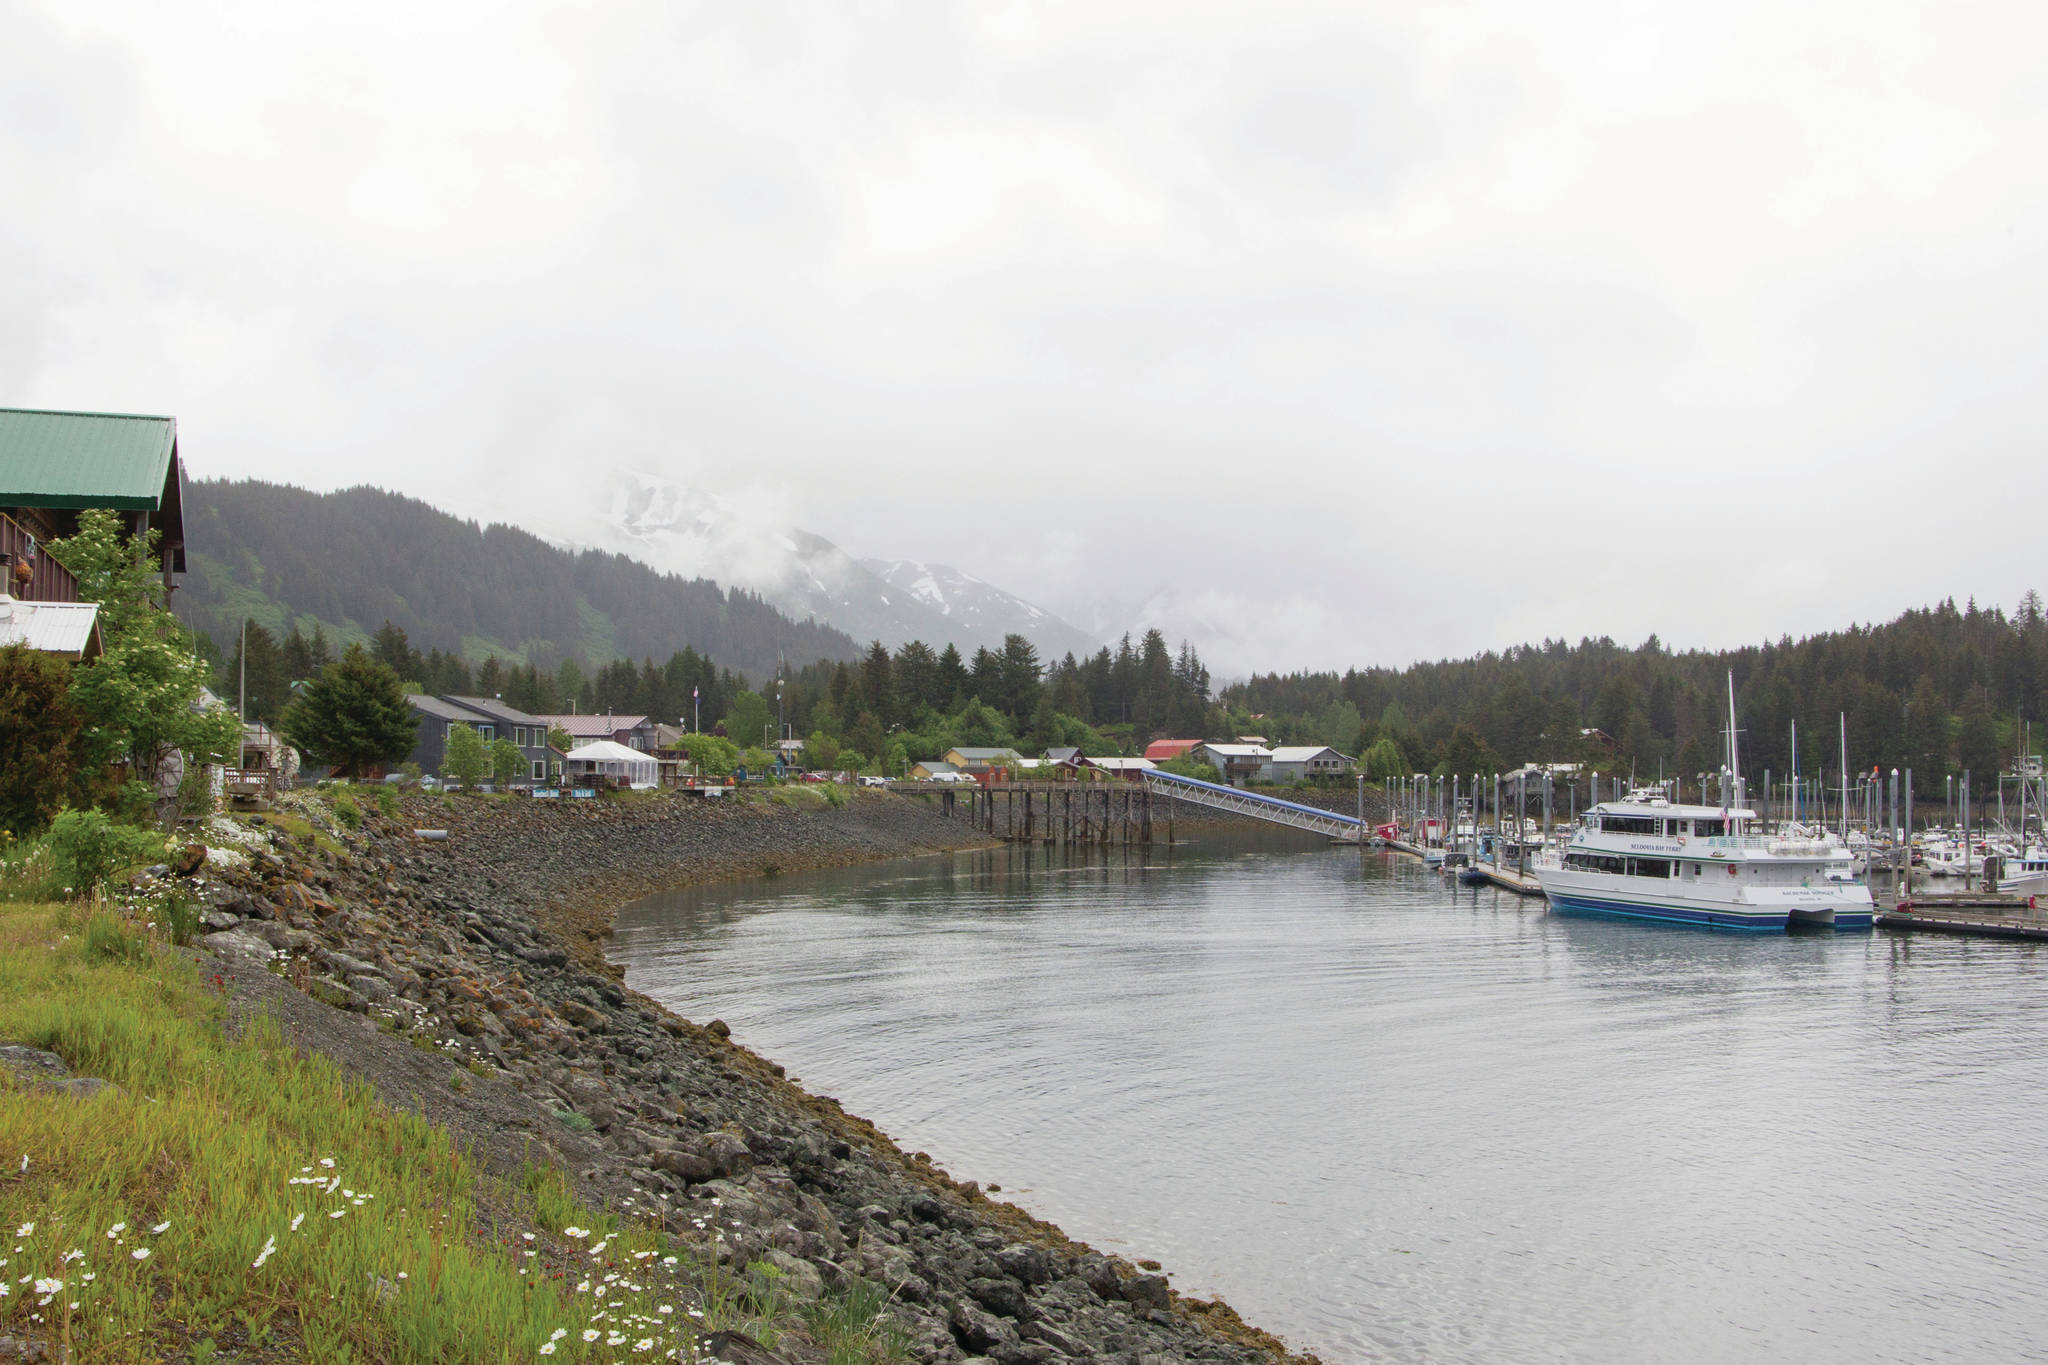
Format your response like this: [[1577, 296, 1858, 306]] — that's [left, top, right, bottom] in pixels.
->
[[1601, 815, 1662, 836], [1693, 819, 1725, 838], [1626, 858, 1672, 878]]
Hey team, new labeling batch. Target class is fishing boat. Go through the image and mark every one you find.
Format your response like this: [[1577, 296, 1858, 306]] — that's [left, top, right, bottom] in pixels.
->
[[1996, 850, 2048, 899], [1534, 675, 1872, 931]]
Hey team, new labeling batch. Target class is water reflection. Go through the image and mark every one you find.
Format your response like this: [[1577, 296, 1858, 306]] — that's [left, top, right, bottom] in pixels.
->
[[613, 836, 2048, 1365]]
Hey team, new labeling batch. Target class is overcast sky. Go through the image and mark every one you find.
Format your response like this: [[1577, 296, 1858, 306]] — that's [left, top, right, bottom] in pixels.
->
[[7, 1, 2046, 675]]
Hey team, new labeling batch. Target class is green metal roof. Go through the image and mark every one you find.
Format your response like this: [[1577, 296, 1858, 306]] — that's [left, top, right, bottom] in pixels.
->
[[0, 408, 178, 510]]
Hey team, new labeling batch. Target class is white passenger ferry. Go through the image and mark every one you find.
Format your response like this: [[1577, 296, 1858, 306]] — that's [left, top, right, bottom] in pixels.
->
[[1537, 788, 1873, 931]]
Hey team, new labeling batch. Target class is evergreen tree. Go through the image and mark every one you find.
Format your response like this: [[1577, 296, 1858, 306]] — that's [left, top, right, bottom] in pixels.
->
[[222, 622, 291, 725], [893, 640, 940, 713], [371, 621, 422, 682], [0, 644, 85, 833], [1957, 689, 2001, 784], [861, 641, 897, 726], [997, 634, 1042, 723], [281, 645, 419, 777], [935, 643, 969, 709]]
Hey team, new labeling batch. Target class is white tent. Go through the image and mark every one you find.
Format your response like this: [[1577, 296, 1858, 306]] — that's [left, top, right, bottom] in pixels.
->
[[564, 739, 659, 790]]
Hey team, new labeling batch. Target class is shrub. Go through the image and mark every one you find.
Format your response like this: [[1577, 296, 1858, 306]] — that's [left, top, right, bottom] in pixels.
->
[[160, 889, 203, 947], [49, 809, 166, 897], [374, 785, 399, 819], [331, 790, 363, 831], [0, 642, 85, 835]]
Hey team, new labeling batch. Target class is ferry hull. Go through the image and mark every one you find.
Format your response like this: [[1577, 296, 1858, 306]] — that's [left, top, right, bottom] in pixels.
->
[[1544, 890, 1789, 932], [1787, 904, 1875, 931]]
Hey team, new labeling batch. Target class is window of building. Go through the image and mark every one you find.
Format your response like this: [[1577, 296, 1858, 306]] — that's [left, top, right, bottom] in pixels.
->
[[530, 760, 545, 781]]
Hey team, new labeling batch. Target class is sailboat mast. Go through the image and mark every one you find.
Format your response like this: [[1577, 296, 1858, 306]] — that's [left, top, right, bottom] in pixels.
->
[[1839, 713, 1849, 842], [1726, 672, 1743, 815]]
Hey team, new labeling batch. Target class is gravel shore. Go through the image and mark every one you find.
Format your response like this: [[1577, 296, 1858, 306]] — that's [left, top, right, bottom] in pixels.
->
[[187, 789, 1322, 1365]]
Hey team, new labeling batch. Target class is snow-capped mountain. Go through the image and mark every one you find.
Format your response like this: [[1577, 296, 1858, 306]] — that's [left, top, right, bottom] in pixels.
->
[[569, 472, 1104, 659], [860, 559, 1107, 663]]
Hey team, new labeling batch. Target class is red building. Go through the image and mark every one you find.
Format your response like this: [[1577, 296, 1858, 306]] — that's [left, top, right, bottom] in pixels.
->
[[1143, 738, 1203, 763]]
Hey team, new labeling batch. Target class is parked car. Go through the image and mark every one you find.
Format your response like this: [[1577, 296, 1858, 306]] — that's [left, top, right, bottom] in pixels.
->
[[858, 775, 889, 787]]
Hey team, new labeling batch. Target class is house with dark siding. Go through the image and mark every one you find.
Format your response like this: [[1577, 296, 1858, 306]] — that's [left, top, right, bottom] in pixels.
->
[[406, 694, 555, 781]]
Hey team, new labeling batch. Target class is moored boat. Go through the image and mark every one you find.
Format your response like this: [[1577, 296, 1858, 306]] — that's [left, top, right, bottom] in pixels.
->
[[1537, 790, 1871, 931], [1535, 675, 1872, 932]]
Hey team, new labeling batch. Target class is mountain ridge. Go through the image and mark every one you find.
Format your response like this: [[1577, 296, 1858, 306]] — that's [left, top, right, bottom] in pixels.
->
[[176, 479, 861, 683]]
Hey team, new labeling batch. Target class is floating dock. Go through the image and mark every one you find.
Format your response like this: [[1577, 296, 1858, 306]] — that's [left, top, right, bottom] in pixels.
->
[[1878, 895, 2048, 940]]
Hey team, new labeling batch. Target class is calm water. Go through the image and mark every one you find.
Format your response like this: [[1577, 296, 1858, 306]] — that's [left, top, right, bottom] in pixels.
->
[[612, 832, 2048, 1363]]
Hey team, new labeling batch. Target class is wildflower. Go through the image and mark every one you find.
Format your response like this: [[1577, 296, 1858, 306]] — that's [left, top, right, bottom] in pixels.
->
[[33, 1278, 62, 1296], [551, 1329, 568, 1341], [151, 1221, 171, 1234], [132, 1248, 151, 1261], [61, 1249, 84, 1264], [290, 1214, 306, 1232], [564, 1226, 590, 1239], [107, 1222, 127, 1238], [590, 1239, 609, 1256], [81, 1273, 95, 1283], [657, 1305, 673, 1315], [329, 1211, 345, 1220], [662, 1256, 677, 1266], [523, 1233, 537, 1242], [608, 1334, 627, 1346], [14, 1224, 32, 1238], [319, 1158, 335, 1168], [582, 1329, 600, 1342], [253, 1237, 277, 1269], [539, 1346, 556, 1357], [635, 1339, 655, 1352]]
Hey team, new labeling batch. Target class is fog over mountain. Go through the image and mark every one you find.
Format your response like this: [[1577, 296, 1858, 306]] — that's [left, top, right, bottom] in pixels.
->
[[572, 472, 1104, 660]]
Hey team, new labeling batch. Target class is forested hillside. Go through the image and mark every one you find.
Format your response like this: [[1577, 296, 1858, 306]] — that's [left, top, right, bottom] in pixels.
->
[[178, 480, 859, 683], [1222, 596, 2048, 798]]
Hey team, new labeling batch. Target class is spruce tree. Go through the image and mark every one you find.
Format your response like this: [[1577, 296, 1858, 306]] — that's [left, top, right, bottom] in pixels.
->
[[282, 645, 418, 777]]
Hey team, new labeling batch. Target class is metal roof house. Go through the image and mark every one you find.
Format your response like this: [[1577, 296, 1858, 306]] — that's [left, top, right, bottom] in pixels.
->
[[1143, 738, 1204, 763], [1266, 745, 1354, 783], [0, 596, 103, 660], [1193, 742, 1274, 786], [0, 408, 187, 599], [407, 694, 556, 782], [537, 713, 658, 751]]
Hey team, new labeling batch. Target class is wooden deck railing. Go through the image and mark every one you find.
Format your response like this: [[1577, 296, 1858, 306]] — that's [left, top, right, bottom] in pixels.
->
[[0, 512, 80, 602]]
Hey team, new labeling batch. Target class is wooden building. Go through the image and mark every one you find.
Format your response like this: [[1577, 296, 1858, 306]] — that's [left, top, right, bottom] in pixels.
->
[[0, 408, 188, 601]]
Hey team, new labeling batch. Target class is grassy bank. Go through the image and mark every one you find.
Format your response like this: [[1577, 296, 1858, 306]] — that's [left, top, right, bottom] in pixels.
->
[[0, 898, 905, 1363]]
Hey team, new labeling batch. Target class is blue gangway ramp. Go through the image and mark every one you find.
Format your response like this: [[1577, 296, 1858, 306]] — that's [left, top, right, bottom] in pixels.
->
[[1140, 768, 1363, 840]]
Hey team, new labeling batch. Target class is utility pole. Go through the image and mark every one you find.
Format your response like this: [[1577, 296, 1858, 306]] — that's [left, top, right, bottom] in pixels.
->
[[237, 616, 247, 770]]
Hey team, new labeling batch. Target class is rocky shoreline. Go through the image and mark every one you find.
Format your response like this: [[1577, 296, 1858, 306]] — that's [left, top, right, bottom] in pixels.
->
[[187, 789, 1322, 1365]]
